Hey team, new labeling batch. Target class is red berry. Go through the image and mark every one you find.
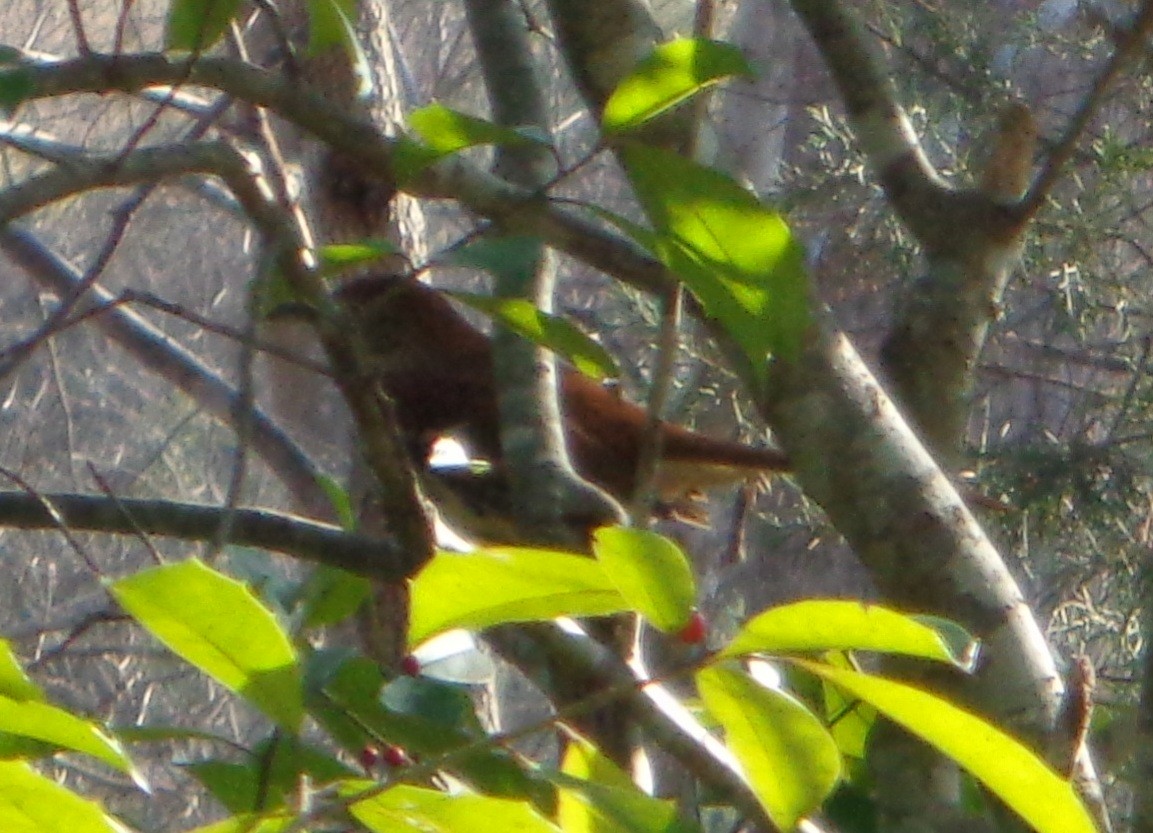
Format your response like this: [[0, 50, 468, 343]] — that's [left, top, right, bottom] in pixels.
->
[[400, 654, 421, 676], [359, 745, 381, 772], [677, 611, 707, 645], [382, 744, 410, 767]]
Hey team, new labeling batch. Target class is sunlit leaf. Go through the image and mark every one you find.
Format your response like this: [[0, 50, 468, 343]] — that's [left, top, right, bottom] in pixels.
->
[[698, 666, 840, 830], [603, 39, 752, 133], [0, 641, 42, 702], [555, 737, 698, 833], [722, 601, 978, 670], [110, 559, 303, 731], [186, 814, 293, 833], [411, 104, 550, 152], [795, 661, 1097, 833], [0, 696, 134, 777], [592, 528, 695, 632], [410, 549, 627, 647], [819, 653, 876, 762], [0, 761, 126, 833], [166, 0, 242, 51], [394, 104, 551, 182], [346, 782, 562, 833], [318, 241, 399, 276], [619, 144, 809, 367]]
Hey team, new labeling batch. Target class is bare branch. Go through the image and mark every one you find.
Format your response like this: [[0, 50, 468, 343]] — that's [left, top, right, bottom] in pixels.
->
[[0, 491, 405, 578]]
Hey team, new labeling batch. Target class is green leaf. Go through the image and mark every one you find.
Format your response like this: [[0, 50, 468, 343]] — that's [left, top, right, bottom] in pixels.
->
[[795, 660, 1098, 833], [392, 136, 447, 184], [592, 528, 695, 632], [410, 549, 628, 647], [0, 641, 42, 702], [110, 559, 303, 731], [318, 241, 399, 276], [603, 39, 752, 134], [555, 738, 699, 833], [394, 104, 551, 182], [316, 474, 357, 530], [188, 736, 354, 813], [298, 565, 371, 629], [697, 666, 841, 831], [306, 0, 354, 52], [310, 653, 551, 804], [252, 271, 309, 321], [346, 783, 562, 833], [448, 292, 618, 381], [0, 761, 126, 833], [112, 724, 236, 746], [0, 68, 33, 114], [305, 0, 372, 97], [721, 601, 978, 670], [911, 615, 981, 669], [619, 143, 810, 366], [446, 235, 618, 380], [0, 696, 135, 777], [449, 235, 541, 283], [381, 676, 485, 737], [166, 0, 242, 51], [186, 814, 293, 833], [411, 104, 550, 153], [819, 654, 876, 762]]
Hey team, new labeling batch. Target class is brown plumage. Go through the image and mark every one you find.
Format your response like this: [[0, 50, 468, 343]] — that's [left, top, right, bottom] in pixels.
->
[[335, 275, 789, 517]]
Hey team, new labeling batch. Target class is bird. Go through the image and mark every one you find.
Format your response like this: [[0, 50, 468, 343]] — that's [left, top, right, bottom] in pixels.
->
[[332, 274, 790, 530]]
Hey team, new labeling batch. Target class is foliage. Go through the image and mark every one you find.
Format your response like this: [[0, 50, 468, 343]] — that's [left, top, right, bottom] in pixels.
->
[[0, 0, 1136, 831], [0, 531, 1098, 833]]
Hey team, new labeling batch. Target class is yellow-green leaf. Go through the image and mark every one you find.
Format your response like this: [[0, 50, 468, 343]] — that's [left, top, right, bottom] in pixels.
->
[[0, 761, 127, 833], [795, 660, 1097, 833], [697, 666, 840, 831], [185, 813, 292, 833], [722, 601, 977, 670], [555, 737, 697, 833], [619, 144, 809, 366], [346, 782, 561, 833], [110, 559, 303, 731], [409, 549, 628, 648], [0, 696, 134, 778], [0, 641, 42, 702], [603, 39, 753, 133], [394, 104, 551, 182], [592, 528, 696, 632]]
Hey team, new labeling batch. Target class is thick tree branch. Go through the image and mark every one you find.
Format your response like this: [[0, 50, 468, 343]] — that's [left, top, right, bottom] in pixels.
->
[[2, 51, 673, 293], [466, 0, 622, 547], [0, 491, 404, 578]]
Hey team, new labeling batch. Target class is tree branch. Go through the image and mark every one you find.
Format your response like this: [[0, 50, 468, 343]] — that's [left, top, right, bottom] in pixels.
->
[[0, 491, 405, 578]]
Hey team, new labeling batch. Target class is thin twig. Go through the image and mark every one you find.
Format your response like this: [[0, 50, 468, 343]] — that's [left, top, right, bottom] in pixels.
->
[[0, 466, 102, 575], [66, 0, 91, 55], [87, 462, 164, 566]]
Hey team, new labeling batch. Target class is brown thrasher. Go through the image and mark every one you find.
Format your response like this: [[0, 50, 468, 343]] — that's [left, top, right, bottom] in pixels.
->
[[328, 275, 788, 539]]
